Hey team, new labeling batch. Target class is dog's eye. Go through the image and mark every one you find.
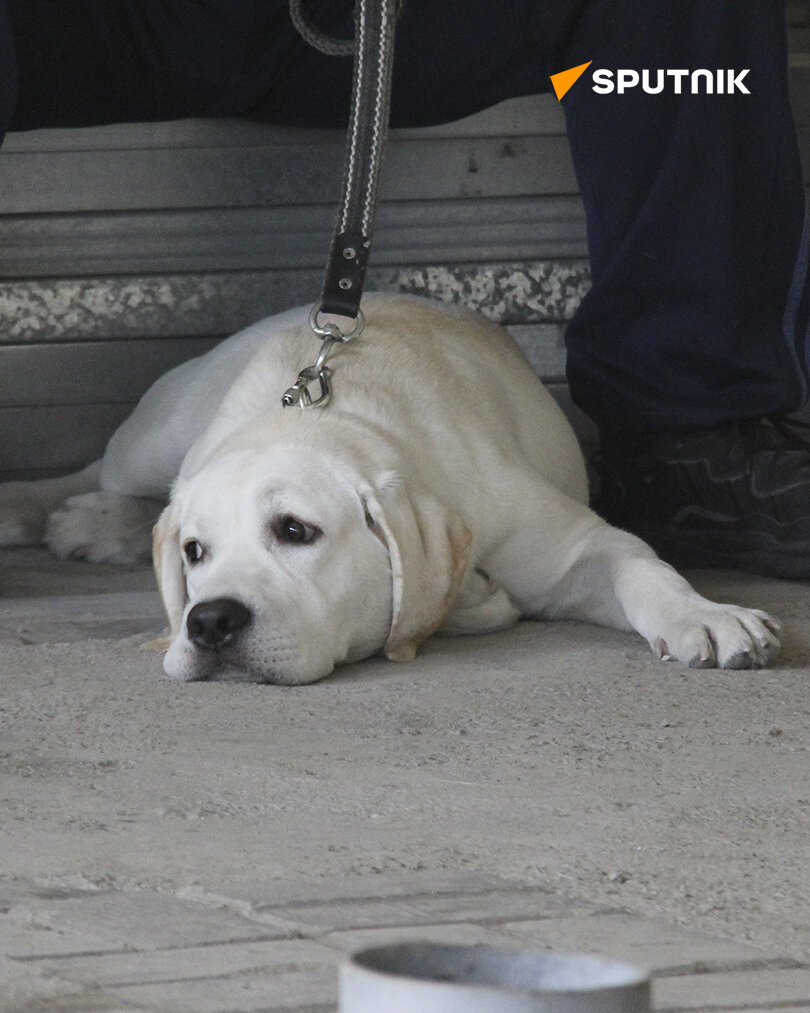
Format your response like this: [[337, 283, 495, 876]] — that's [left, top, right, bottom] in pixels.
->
[[273, 515, 321, 545], [183, 539, 204, 564]]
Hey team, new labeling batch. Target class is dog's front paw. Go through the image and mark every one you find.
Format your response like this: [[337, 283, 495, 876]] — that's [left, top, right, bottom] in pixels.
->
[[45, 492, 162, 564], [652, 603, 781, 670]]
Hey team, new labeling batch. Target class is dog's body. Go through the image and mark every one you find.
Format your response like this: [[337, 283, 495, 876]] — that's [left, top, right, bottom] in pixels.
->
[[0, 295, 780, 682]]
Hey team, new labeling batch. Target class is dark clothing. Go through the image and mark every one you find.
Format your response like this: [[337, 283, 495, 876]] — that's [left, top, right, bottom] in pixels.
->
[[1, 0, 806, 435]]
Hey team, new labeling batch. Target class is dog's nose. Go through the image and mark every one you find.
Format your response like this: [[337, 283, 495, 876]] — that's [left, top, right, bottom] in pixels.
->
[[186, 598, 252, 651]]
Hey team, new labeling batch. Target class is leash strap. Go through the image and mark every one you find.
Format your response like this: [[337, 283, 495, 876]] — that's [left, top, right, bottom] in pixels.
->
[[321, 0, 400, 320], [317, 0, 398, 322], [283, 0, 399, 409]]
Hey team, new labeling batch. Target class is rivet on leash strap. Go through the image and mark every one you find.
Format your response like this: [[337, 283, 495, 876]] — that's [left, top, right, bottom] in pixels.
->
[[282, 0, 399, 408]]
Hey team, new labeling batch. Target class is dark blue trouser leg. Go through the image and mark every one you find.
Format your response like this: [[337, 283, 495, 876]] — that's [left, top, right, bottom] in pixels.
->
[[558, 0, 807, 434], [2, 1, 807, 437]]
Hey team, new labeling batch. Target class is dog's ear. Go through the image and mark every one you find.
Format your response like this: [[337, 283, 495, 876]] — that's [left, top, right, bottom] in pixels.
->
[[152, 502, 186, 635], [360, 473, 472, 663]]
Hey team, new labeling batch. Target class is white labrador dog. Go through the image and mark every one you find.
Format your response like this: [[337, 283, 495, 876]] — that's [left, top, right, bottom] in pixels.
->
[[0, 295, 780, 683]]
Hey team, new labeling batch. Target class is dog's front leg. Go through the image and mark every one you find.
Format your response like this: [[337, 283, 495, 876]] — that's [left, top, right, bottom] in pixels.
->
[[484, 470, 780, 670], [549, 521, 781, 669]]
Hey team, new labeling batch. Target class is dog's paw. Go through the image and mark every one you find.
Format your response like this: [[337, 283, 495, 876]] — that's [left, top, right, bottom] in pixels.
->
[[651, 603, 781, 670], [0, 483, 52, 546], [44, 491, 162, 564]]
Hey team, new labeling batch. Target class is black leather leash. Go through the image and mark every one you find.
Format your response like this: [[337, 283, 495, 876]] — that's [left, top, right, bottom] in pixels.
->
[[282, 0, 401, 409]]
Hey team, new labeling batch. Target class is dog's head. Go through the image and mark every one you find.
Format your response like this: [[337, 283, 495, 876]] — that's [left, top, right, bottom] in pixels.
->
[[153, 436, 471, 684]]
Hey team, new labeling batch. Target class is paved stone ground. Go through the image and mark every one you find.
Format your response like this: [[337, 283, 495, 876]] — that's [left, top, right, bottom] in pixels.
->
[[1, 547, 809, 1012], [2, 871, 810, 1012]]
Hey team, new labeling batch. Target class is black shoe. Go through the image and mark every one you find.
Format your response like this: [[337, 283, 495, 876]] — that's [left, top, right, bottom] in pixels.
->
[[593, 416, 810, 579]]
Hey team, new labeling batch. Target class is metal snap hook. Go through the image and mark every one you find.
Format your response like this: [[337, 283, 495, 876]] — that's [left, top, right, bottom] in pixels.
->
[[281, 337, 337, 409], [281, 364, 333, 409]]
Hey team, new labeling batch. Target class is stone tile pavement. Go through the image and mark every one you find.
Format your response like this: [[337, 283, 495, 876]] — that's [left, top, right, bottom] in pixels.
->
[[1, 872, 808, 1012]]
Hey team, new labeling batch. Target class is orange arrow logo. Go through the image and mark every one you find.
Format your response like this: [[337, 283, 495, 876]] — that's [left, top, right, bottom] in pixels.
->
[[550, 61, 593, 101]]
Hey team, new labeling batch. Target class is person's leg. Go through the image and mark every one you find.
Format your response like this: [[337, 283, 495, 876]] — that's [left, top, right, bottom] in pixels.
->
[[554, 0, 810, 576], [558, 0, 806, 435]]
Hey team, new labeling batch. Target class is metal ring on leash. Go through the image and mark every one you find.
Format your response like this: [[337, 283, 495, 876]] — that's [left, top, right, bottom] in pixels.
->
[[308, 305, 365, 343]]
